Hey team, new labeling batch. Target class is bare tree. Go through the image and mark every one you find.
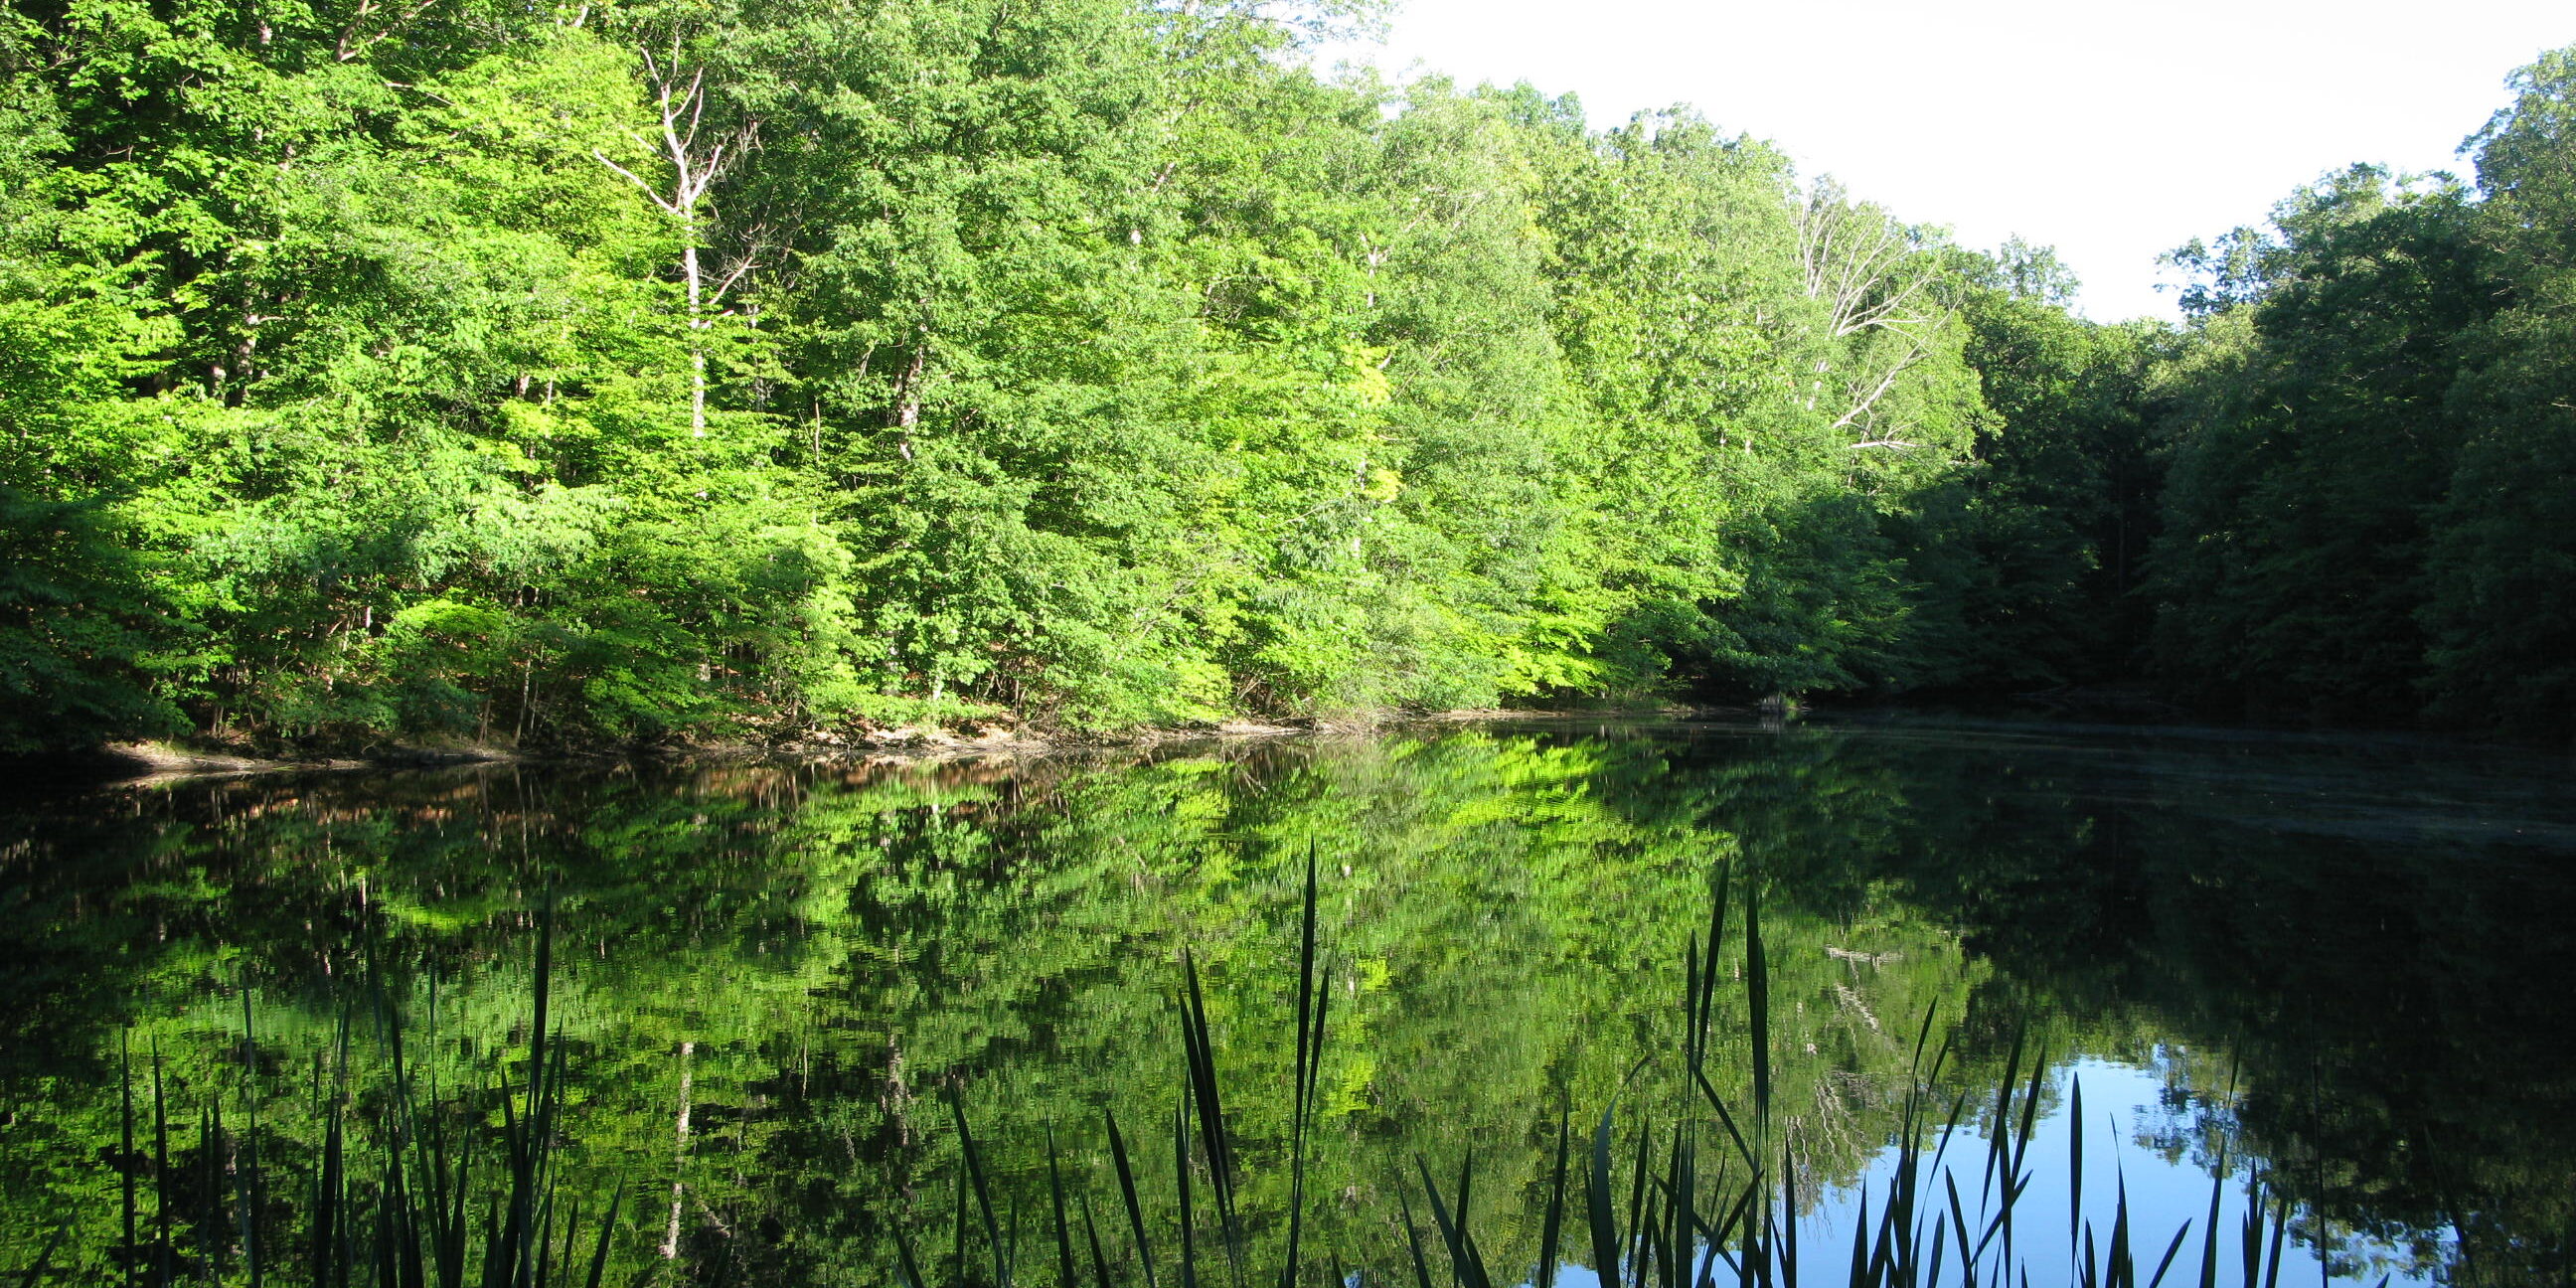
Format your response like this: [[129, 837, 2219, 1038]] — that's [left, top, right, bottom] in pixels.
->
[[595, 47, 756, 438], [1795, 179, 1946, 449]]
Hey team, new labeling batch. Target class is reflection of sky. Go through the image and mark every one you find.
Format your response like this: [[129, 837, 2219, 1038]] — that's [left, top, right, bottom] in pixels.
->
[[1535, 1055, 2443, 1288]]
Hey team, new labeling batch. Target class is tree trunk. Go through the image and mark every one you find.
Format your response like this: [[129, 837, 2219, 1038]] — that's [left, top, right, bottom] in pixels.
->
[[684, 233, 707, 438], [661, 1040, 696, 1260]]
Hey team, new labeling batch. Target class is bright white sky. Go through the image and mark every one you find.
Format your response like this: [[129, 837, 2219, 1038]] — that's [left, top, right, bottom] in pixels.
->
[[1318, 0, 2574, 321]]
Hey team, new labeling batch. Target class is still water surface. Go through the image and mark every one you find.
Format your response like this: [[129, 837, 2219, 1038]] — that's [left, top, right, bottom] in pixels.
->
[[3, 717, 2571, 1285]]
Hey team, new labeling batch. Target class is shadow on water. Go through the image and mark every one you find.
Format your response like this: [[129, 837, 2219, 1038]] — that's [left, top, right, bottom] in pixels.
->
[[1, 718, 2570, 1284]]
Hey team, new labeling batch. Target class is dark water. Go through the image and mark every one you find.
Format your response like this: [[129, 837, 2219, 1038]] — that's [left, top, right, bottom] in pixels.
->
[[3, 717, 2572, 1286]]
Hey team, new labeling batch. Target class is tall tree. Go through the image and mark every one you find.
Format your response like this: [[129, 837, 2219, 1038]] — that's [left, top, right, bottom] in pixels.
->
[[2423, 48, 2576, 738], [2147, 167, 2489, 721]]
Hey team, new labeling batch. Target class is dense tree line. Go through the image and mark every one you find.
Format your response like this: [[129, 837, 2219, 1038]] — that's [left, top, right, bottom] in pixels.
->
[[2146, 53, 2576, 737], [3, 0, 2571, 750]]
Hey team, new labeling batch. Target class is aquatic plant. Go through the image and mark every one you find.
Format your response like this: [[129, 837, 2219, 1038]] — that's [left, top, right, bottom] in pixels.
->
[[36, 857, 2381, 1288]]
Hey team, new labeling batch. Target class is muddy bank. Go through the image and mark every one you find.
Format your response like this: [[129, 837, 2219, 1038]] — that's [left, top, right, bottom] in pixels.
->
[[17, 706, 1726, 788]]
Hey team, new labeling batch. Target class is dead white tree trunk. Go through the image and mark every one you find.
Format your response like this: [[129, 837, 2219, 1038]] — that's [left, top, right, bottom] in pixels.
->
[[595, 49, 755, 439]]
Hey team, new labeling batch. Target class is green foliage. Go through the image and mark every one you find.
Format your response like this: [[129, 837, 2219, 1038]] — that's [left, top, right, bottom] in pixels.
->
[[2420, 49, 2576, 737], [2146, 169, 2490, 723], [0, 0, 2171, 750], [10, 0, 2576, 745]]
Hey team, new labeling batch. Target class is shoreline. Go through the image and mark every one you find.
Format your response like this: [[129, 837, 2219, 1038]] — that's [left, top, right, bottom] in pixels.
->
[[31, 694, 2552, 790], [32, 706, 1726, 788]]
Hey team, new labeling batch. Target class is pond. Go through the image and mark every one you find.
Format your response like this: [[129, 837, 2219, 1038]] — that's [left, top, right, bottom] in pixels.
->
[[3, 717, 2571, 1287]]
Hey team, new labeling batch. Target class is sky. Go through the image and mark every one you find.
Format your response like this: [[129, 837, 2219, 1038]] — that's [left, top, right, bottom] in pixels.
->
[[1316, 0, 2574, 321]]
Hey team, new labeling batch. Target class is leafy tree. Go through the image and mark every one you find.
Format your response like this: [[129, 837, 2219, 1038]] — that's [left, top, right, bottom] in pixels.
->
[[2148, 168, 2492, 722], [2422, 48, 2576, 738]]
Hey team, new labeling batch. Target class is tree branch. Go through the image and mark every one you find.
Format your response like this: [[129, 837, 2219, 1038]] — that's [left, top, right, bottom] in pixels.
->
[[593, 148, 684, 217]]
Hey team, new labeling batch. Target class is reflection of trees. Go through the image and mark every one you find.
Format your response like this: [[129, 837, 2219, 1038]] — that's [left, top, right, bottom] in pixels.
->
[[1726, 723, 2576, 1285], [1, 721, 2568, 1282]]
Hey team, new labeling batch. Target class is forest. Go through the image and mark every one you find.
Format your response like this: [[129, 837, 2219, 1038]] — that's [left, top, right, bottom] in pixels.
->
[[4, 0, 2573, 751]]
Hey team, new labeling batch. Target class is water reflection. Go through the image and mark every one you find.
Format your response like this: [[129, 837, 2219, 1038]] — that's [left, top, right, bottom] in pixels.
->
[[1, 718, 2569, 1285]]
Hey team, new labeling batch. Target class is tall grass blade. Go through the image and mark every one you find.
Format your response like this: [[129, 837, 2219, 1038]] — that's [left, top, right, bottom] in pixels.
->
[[493, 1067, 528, 1288], [2260, 1188, 2286, 1288], [1695, 865, 1730, 1078], [2144, 1221, 2190, 1288], [584, 1183, 622, 1288], [1681, 1068, 1750, 1182], [149, 1040, 172, 1287], [1636, 1181, 1664, 1288], [1627, 1117, 1653, 1284], [1670, 1134, 1696, 1288], [1397, 1193, 1434, 1288], [1292, 846, 1319, 1126], [10, 1226, 66, 1288], [2237, 1178, 2264, 1288], [1413, 1154, 1492, 1288], [1865, 1181, 1898, 1288], [1281, 846, 1330, 1288], [1586, 1106, 1623, 1288], [1743, 877, 1775, 1288], [2003, 1045, 2047, 1276], [2105, 1172, 2132, 1288], [1845, 1194, 1870, 1288], [1924, 1092, 1972, 1210], [2070, 1075, 2085, 1253], [1105, 1110, 1156, 1288], [492, 902, 559, 1288], [1778, 1138, 1796, 1288], [443, 1124, 474, 1288], [121, 1031, 137, 1288], [1536, 1108, 1569, 1288], [1684, 936, 1702, 1082], [312, 1079, 344, 1288], [949, 1090, 1011, 1288], [1079, 1193, 1113, 1288], [892, 1223, 928, 1288], [200, 1105, 224, 1285], [1744, 882, 1770, 1152], [1944, 1172, 1976, 1288], [1174, 1101, 1196, 1288], [1706, 1179, 1752, 1281], [373, 1190, 400, 1288], [1454, 1152, 1473, 1265], [2193, 1144, 2226, 1288], [1981, 1025, 2026, 1211], [539, 1194, 564, 1288], [953, 1161, 970, 1286], [1177, 953, 1236, 1243], [1047, 1130, 1078, 1288], [1889, 1005, 1948, 1288]]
